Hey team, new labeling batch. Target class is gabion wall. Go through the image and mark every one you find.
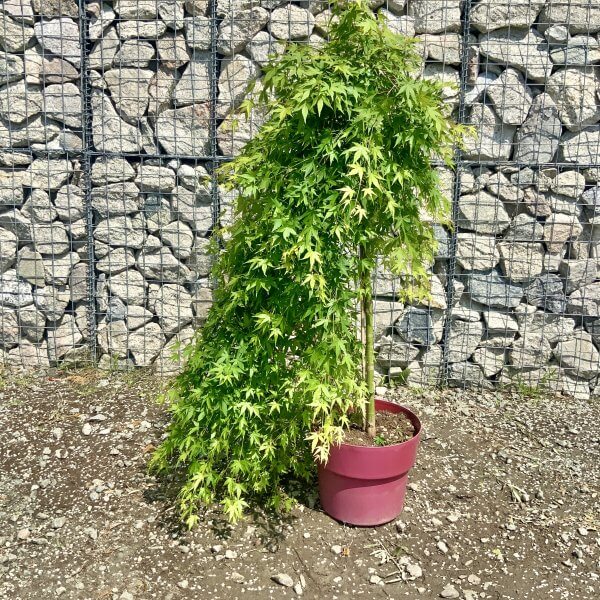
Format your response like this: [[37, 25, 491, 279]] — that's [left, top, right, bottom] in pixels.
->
[[1, 1, 600, 397]]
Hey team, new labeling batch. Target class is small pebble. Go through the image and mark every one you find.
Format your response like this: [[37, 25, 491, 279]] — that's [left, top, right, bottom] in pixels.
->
[[120, 592, 134, 600], [81, 423, 92, 436], [440, 583, 460, 598], [293, 582, 303, 595], [437, 541, 449, 554], [272, 573, 294, 588], [52, 517, 66, 529], [210, 544, 223, 553], [224, 549, 237, 559], [578, 527, 588, 536], [230, 573, 245, 584], [56, 587, 66, 597], [369, 575, 383, 585], [467, 574, 481, 585], [331, 544, 342, 555], [17, 528, 30, 541], [406, 563, 423, 579], [177, 580, 189, 589]]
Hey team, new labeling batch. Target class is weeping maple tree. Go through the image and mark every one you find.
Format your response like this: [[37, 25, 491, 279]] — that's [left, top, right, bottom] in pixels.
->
[[151, 0, 467, 525]]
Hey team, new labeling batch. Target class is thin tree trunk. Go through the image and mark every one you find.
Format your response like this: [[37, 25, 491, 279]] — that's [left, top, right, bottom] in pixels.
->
[[359, 245, 375, 437]]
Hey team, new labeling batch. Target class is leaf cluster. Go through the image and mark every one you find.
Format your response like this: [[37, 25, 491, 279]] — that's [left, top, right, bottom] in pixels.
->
[[151, 0, 467, 525]]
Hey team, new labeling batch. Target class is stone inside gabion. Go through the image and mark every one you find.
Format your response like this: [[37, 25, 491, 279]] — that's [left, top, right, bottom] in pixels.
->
[[0, 0, 600, 397]]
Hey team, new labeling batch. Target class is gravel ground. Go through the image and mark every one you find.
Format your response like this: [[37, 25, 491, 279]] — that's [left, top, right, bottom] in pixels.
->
[[0, 368, 598, 600]]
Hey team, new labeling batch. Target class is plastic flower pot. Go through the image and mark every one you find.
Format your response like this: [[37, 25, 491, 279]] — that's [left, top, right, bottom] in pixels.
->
[[318, 398, 421, 526]]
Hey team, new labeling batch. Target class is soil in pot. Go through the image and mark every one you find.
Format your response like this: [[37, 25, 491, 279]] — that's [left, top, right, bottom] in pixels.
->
[[344, 410, 415, 447]]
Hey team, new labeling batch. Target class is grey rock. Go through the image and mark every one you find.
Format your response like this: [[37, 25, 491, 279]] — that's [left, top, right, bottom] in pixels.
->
[[91, 157, 136, 185], [156, 33, 188, 70], [217, 107, 266, 157], [408, 0, 461, 34], [218, 56, 259, 113], [88, 27, 120, 70], [117, 20, 167, 40], [0, 12, 34, 53], [554, 330, 600, 379], [156, 104, 211, 156], [378, 10, 414, 37], [2, 0, 35, 24], [114, 39, 156, 68], [550, 35, 600, 66], [91, 182, 141, 217], [478, 28, 552, 83], [107, 269, 147, 306], [97, 319, 128, 358], [126, 305, 154, 330], [218, 7, 269, 55], [543, 213, 583, 253], [405, 346, 443, 387], [551, 171, 586, 198], [96, 248, 136, 275], [173, 52, 211, 106], [561, 126, 600, 163], [247, 31, 285, 67], [144, 195, 173, 233], [34, 17, 81, 68], [32, 222, 71, 256], [135, 165, 176, 193], [32, 0, 78, 17], [160, 220, 195, 260], [515, 306, 576, 344], [483, 310, 519, 339], [148, 283, 194, 336], [43, 251, 79, 286], [188, 238, 214, 277], [525, 274, 566, 313], [170, 186, 213, 233], [395, 307, 435, 347], [68, 262, 87, 303], [184, 16, 211, 51], [16, 247, 45, 287], [113, 0, 159, 19], [567, 282, 600, 317], [471, 0, 546, 32], [464, 103, 516, 161], [559, 259, 596, 294], [147, 65, 179, 121], [509, 333, 552, 369], [0, 114, 60, 148], [42, 82, 81, 128], [91, 92, 143, 153], [544, 24, 570, 45], [456, 233, 499, 271], [269, 5, 315, 40], [458, 192, 510, 234], [185, 0, 209, 16], [137, 246, 192, 283], [159, 1, 185, 29], [23, 157, 72, 191], [54, 184, 84, 221], [7, 340, 49, 370], [177, 164, 211, 196], [0, 169, 25, 207], [107, 296, 127, 322], [584, 318, 600, 347], [33, 285, 68, 321], [128, 322, 166, 367], [0, 208, 31, 242], [0, 229, 17, 273], [447, 362, 493, 389], [0, 81, 43, 124], [503, 213, 543, 241], [377, 337, 420, 368], [19, 304, 45, 342], [94, 215, 147, 249], [0, 306, 19, 348], [446, 319, 483, 363], [466, 270, 523, 309], [420, 33, 465, 65], [581, 186, 600, 217], [88, 3, 115, 42], [472, 346, 505, 377], [271, 573, 294, 588], [47, 314, 82, 363], [539, 1, 600, 35], [0, 269, 32, 307], [515, 93, 562, 164], [497, 242, 545, 283], [104, 67, 153, 123], [191, 285, 212, 322], [546, 67, 600, 132], [487, 68, 533, 126]]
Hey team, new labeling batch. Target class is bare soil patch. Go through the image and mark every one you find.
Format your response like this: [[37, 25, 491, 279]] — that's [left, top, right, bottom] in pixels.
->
[[0, 368, 598, 600], [344, 410, 415, 447]]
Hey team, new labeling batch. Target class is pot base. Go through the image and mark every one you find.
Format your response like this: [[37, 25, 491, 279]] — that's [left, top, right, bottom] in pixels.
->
[[318, 399, 421, 526]]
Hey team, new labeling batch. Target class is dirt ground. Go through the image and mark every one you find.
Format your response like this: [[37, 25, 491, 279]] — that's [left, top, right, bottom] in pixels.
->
[[0, 368, 598, 600]]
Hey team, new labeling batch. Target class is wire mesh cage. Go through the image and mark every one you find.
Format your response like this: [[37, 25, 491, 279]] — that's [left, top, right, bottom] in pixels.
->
[[1, 1, 599, 397]]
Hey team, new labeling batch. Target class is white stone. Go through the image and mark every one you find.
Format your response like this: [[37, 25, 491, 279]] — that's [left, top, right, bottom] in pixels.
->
[[114, 39, 156, 68], [47, 314, 82, 363], [42, 82, 81, 128], [408, 0, 461, 34], [540, 1, 600, 35], [456, 233, 499, 271], [103, 68, 154, 123], [543, 214, 583, 253], [54, 184, 84, 221], [458, 192, 510, 234], [554, 330, 600, 379], [497, 242, 545, 283], [464, 103, 516, 161], [446, 319, 483, 363], [148, 283, 193, 336], [128, 322, 166, 367], [471, 0, 546, 32], [107, 269, 147, 306], [487, 68, 533, 126], [0, 81, 43, 125], [91, 182, 141, 217], [156, 104, 211, 156], [217, 7, 269, 55], [34, 17, 81, 68], [515, 94, 562, 163], [91, 92, 143, 153], [269, 6, 315, 40], [94, 215, 147, 249]]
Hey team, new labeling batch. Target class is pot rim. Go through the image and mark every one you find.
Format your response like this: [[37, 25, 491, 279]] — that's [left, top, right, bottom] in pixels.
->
[[334, 398, 422, 451]]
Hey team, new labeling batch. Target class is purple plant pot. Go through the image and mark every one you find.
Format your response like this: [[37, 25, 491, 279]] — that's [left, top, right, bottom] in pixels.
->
[[318, 398, 422, 526]]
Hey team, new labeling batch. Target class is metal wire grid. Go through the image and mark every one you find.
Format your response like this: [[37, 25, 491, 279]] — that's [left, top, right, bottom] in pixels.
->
[[1, 1, 600, 395]]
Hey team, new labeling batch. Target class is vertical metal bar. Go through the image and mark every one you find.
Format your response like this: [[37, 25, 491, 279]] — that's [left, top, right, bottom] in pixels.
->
[[209, 0, 221, 249], [440, 0, 473, 386], [78, 0, 97, 363]]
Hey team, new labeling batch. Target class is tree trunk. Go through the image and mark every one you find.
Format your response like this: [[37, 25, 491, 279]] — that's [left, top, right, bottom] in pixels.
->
[[359, 246, 375, 437]]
